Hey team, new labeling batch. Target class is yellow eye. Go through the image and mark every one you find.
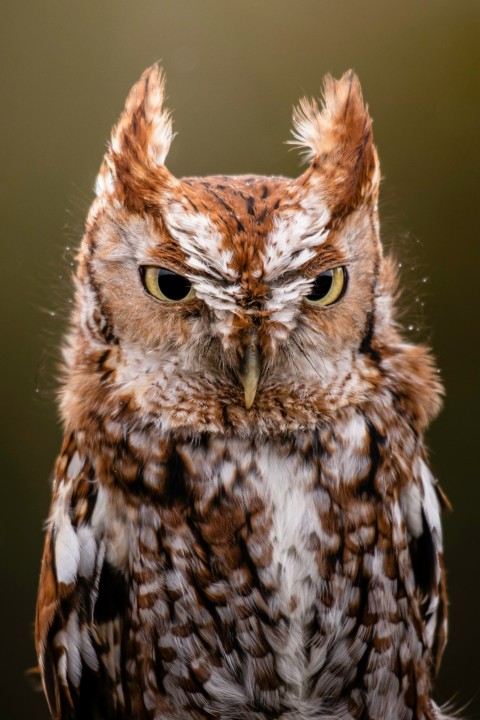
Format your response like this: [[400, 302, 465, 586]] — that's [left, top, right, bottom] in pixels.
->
[[141, 267, 196, 303], [305, 266, 347, 306]]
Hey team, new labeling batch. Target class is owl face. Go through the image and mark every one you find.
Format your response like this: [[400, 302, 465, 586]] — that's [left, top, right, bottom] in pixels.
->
[[70, 66, 394, 434]]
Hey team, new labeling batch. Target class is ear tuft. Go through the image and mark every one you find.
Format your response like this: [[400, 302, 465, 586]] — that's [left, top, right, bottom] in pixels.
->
[[94, 64, 176, 210], [291, 71, 379, 209], [112, 63, 174, 166], [291, 71, 367, 162]]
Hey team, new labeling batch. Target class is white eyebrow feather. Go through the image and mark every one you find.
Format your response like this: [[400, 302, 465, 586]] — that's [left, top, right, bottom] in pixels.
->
[[262, 205, 330, 281], [164, 202, 242, 312], [164, 202, 238, 281]]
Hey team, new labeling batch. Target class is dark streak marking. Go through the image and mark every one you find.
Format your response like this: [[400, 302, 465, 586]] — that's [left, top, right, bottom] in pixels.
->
[[256, 208, 268, 224], [94, 562, 129, 624], [359, 310, 380, 361], [163, 446, 190, 507], [410, 510, 436, 611]]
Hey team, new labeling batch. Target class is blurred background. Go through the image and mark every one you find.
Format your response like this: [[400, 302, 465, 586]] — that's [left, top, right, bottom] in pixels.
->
[[1, 0, 479, 717]]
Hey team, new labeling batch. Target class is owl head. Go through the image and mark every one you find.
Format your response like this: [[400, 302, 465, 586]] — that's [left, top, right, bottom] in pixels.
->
[[64, 65, 441, 436]]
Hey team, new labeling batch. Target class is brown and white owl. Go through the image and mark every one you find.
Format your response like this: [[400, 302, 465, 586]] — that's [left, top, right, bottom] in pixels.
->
[[36, 65, 452, 720]]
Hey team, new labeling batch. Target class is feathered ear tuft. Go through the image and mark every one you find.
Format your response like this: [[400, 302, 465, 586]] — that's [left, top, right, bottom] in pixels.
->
[[112, 63, 174, 166], [291, 71, 379, 211], [94, 64, 175, 211]]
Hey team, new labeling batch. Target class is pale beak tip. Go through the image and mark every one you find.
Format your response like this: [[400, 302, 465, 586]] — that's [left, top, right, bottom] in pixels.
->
[[244, 389, 256, 410]]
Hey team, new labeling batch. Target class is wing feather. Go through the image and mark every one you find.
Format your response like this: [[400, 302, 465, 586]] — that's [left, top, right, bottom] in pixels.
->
[[35, 436, 129, 719], [400, 455, 449, 676]]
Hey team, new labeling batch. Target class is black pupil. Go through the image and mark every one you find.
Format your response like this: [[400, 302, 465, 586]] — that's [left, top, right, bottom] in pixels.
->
[[157, 269, 192, 301], [307, 269, 334, 301]]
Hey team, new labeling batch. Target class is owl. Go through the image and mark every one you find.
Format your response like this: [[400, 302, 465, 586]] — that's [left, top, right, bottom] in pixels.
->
[[36, 65, 451, 720]]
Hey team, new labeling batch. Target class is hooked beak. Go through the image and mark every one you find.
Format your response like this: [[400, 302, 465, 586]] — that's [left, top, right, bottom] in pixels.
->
[[239, 342, 261, 410]]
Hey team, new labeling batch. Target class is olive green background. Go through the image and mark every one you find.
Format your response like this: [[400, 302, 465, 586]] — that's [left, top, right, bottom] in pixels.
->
[[1, 1, 479, 717]]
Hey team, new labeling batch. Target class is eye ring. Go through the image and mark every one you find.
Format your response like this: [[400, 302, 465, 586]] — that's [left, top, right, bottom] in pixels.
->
[[304, 266, 347, 307], [140, 266, 196, 303]]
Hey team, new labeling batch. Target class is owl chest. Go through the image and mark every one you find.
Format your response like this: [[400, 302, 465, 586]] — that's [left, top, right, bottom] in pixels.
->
[[142, 430, 377, 615], [149, 438, 332, 623], [124, 430, 399, 713]]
